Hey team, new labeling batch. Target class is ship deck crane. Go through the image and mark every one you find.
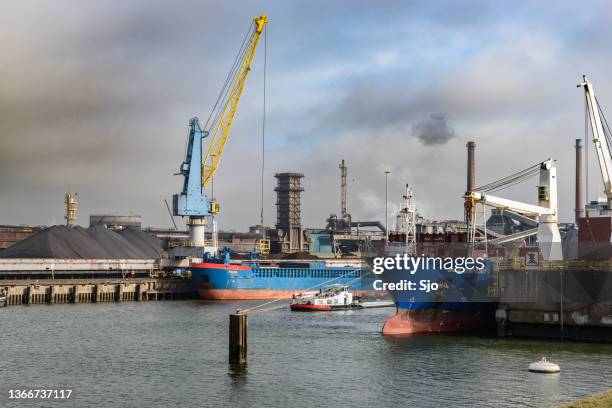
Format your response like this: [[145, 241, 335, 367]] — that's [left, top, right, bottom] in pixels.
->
[[173, 15, 268, 250], [465, 159, 562, 260], [578, 75, 612, 211]]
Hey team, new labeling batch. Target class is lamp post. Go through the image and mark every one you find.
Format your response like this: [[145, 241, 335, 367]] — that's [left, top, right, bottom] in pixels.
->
[[385, 170, 390, 246]]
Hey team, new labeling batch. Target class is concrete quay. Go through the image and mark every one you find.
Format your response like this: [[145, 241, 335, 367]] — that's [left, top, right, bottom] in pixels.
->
[[1, 278, 197, 306]]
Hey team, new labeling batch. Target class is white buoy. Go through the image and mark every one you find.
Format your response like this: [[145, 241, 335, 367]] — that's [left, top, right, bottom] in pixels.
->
[[529, 357, 560, 373]]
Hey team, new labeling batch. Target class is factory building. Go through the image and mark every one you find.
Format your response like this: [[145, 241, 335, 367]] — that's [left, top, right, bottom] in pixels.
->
[[0, 225, 44, 250]]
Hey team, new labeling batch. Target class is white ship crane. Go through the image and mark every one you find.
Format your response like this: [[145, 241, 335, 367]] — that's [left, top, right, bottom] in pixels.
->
[[578, 75, 612, 211], [465, 159, 562, 261]]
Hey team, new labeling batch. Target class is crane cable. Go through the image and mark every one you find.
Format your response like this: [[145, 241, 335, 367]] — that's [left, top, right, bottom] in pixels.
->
[[595, 96, 612, 158], [585, 96, 589, 202], [475, 94, 610, 196], [204, 21, 254, 133], [260, 25, 267, 227], [485, 168, 540, 193], [198, 22, 254, 196], [474, 162, 541, 193]]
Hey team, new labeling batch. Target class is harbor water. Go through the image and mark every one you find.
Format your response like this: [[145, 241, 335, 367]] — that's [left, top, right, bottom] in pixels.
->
[[2, 301, 612, 408]]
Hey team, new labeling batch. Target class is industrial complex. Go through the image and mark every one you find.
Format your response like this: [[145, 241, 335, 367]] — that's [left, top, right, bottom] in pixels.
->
[[6, 3, 612, 407], [0, 15, 611, 344]]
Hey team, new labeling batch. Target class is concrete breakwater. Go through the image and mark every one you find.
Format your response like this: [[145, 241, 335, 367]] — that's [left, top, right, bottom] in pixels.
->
[[1, 278, 197, 306]]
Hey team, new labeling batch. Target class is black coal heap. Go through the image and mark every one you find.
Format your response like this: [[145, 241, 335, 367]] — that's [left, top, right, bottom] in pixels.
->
[[0, 225, 162, 259]]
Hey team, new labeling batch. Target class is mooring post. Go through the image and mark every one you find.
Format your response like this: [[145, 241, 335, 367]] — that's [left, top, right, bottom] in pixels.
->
[[229, 311, 248, 364]]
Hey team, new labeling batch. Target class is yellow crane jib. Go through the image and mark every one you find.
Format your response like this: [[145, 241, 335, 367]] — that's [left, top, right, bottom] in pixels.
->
[[201, 14, 268, 189]]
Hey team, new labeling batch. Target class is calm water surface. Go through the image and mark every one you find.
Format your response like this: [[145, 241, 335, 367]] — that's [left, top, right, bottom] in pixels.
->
[[2, 301, 612, 407]]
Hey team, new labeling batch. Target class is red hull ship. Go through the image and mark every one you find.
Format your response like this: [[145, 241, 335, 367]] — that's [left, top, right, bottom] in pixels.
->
[[382, 307, 496, 335]]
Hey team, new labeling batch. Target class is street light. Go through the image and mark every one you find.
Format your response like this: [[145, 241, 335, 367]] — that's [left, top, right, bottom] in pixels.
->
[[385, 170, 390, 245]]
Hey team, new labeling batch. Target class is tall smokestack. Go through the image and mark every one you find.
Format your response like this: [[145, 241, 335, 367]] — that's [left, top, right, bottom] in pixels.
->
[[466, 141, 476, 193], [575, 139, 585, 224], [339, 159, 347, 220], [465, 141, 476, 223]]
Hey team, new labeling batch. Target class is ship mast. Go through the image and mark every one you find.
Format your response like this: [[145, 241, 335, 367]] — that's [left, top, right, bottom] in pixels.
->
[[401, 184, 417, 255]]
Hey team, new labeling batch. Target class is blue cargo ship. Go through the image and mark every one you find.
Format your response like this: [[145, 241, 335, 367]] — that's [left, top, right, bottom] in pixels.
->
[[381, 263, 499, 335], [190, 252, 366, 300]]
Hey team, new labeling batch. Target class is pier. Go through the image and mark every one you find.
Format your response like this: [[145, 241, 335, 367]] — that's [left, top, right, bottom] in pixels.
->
[[1, 278, 196, 306], [0, 258, 197, 306]]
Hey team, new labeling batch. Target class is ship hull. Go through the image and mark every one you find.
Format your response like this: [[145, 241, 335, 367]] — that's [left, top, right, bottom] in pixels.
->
[[382, 303, 497, 335], [290, 304, 334, 311], [199, 288, 305, 300], [191, 261, 366, 301], [199, 288, 368, 300], [381, 264, 498, 336]]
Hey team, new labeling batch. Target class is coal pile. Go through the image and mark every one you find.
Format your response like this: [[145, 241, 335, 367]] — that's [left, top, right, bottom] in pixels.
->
[[87, 225, 150, 259], [117, 227, 162, 259], [0, 225, 162, 259]]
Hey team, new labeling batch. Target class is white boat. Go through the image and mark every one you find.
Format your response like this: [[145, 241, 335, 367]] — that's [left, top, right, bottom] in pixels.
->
[[290, 285, 353, 311], [528, 357, 560, 373]]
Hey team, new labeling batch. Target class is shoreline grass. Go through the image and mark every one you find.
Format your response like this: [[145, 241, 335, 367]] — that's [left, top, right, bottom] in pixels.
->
[[556, 390, 612, 408]]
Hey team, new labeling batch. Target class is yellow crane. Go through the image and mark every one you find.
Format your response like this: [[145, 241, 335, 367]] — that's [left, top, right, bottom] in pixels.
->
[[202, 14, 268, 188], [173, 14, 268, 250]]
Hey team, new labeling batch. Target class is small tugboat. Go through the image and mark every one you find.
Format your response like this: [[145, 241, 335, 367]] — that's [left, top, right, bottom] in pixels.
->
[[290, 285, 353, 311]]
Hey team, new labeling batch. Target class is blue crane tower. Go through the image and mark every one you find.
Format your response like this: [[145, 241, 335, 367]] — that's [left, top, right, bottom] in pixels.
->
[[172, 118, 217, 247]]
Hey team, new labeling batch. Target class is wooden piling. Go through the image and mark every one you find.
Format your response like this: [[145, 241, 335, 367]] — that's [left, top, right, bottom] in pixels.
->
[[229, 312, 248, 364], [116, 284, 123, 302]]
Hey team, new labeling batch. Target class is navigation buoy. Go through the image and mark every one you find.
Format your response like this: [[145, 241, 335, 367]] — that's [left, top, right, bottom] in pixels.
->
[[528, 357, 560, 373]]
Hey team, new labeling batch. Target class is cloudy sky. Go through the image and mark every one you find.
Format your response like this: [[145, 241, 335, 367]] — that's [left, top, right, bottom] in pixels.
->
[[1, 0, 612, 231]]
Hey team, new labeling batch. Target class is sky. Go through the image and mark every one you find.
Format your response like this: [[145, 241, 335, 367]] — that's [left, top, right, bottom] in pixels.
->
[[1, 0, 612, 231]]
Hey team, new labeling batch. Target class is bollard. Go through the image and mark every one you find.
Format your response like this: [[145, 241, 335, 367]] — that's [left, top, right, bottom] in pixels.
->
[[229, 311, 248, 364]]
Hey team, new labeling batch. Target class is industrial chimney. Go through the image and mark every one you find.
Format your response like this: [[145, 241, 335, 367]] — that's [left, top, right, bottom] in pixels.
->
[[466, 141, 476, 193], [575, 139, 585, 224], [466, 141, 476, 222], [339, 159, 349, 222]]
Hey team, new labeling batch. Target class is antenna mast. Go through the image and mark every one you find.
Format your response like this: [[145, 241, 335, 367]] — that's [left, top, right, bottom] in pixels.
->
[[402, 185, 417, 255]]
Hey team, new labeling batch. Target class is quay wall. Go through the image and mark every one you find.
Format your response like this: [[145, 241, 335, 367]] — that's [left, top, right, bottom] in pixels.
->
[[496, 265, 612, 341], [1, 278, 197, 306]]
